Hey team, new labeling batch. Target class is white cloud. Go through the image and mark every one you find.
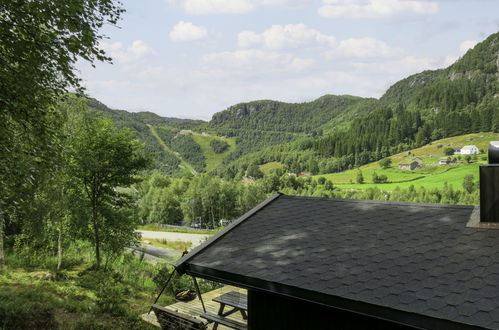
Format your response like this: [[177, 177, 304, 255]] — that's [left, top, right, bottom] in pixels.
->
[[459, 40, 477, 53], [238, 24, 336, 50], [170, 0, 308, 15], [102, 40, 155, 63], [170, 21, 208, 41], [182, 0, 253, 15], [202, 49, 314, 73], [329, 37, 402, 58], [85, 80, 134, 90], [318, 0, 439, 18]]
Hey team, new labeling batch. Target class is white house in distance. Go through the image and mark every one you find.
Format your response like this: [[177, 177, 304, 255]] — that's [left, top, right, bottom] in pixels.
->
[[460, 145, 480, 155]]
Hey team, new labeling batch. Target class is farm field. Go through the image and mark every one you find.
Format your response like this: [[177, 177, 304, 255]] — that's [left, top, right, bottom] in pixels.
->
[[191, 133, 236, 172], [313, 132, 498, 191], [334, 164, 480, 191]]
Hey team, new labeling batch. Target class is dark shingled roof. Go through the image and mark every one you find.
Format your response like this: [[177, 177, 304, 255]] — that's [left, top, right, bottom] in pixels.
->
[[175, 194, 499, 330]]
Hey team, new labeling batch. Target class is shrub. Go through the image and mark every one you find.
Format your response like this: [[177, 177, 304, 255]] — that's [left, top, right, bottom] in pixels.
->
[[356, 170, 364, 184], [378, 158, 392, 169], [70, 317, 108, 330], [324, 180, 334, 191], [96, 282, 127, 316], [210, 139, 230, 154], [443, 147, 455, 156], [0, 287, 57, 330], [372, 172, 388, 184]]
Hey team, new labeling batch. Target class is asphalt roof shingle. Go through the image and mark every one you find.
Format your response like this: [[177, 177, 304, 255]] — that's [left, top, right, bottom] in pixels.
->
[[175, 194, 499, 330]]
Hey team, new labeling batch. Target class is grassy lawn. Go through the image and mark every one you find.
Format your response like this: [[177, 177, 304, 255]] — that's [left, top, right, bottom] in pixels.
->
[[142, 239, 192, 251], [0, 244, 174, 329], [137, 224, 217, 235], [334, 164, 480, 191], [316, 167, 424, 184], [191, 133, 236, 172], [259, 161, 284, 175]]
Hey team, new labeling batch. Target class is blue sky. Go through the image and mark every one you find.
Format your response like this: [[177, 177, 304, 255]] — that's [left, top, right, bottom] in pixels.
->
[[78, 0, 499, 120]]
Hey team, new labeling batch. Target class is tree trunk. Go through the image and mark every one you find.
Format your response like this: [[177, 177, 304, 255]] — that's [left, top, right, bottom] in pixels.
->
[[57, 228, 62, 271], [92, 203, 101, 269], [0, 212, 4, 271]]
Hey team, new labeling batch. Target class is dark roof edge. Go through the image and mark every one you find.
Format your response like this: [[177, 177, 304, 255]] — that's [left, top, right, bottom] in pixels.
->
[[173, 192, 284, 273], [185, 265, 486, 330], [281, 195, 476, 210]]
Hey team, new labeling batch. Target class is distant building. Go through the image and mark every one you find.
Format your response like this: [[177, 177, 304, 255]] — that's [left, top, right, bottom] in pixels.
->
[[453, 147, 462, 154], [297, 172, 312, 177], [413, 157, 423, 165], [438, 157, 456, 166], [398, 159, 422, 171], [460, 145, 479, 155]]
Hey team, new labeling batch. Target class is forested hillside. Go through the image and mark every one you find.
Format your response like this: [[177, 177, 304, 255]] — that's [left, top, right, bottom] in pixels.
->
[[85, 31, 499, 178], [313, 32, 499, 171]]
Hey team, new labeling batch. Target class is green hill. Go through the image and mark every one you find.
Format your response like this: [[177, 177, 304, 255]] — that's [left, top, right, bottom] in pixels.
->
[[314, 132, 499, 191], [84, 31, 499, 178]]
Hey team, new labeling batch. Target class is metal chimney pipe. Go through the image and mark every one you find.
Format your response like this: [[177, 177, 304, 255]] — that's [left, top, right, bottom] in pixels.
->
[[480, 142, 499, 222]]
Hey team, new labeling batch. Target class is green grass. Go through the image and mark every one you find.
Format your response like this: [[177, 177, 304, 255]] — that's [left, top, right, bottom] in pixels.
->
[[332, 164, 480, 191], [259, 161, 284, 175], [137, 224, 217, 235], [191, 133, 236, 172], [317, 167, 424, 184], [142, 239, 192, 251], [312, 132, 495, 192], [0, 244, 169, 330], [149, 125, 198, 174]]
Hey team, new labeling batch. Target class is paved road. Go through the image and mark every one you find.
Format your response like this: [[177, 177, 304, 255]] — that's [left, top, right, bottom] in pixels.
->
[[136, 230, 209, 248], [128, 243, 183, 262]]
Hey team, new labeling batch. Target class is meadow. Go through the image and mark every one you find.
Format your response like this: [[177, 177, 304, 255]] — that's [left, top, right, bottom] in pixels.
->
[[312, 133, 498, 191], [190, 133, 236, 172]]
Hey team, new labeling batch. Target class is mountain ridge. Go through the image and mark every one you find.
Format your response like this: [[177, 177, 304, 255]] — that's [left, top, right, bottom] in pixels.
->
[[85, 31, 499, 178]]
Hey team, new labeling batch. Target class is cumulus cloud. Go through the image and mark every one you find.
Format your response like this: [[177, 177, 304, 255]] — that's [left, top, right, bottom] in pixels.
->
[[238, 24, 336, 50], [169, 0, 308, 15], [181, 0, 253, 15], [329, 37, 402, 58], [170, 21, 208, 41], [101, 40, 155, 63], [202, 49, 314, 73], [459, 40, 477, 53], [318, 0, 439, 18]]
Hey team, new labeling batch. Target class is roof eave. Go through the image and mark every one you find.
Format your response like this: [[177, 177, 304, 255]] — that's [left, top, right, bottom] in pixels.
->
[[184, 264, 487, 330], [173, 192, 284, 273]]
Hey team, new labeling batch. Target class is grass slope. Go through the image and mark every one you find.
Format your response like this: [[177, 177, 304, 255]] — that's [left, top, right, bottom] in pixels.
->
[[315, 132, 499, 191], [190, 133, 236, 172], [148, 125, 197, 175], [259, 161, 284, 175]]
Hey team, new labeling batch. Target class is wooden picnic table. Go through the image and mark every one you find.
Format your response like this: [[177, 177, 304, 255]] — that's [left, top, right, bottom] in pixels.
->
[[201, 291, 247, 330]]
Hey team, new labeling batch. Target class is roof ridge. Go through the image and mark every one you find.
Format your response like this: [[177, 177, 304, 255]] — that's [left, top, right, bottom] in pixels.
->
[[174, 192, 284, 273], [281, 195, 476, 209]]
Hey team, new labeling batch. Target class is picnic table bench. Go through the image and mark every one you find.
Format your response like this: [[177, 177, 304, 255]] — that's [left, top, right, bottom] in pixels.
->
[[201, 291, 247, 330], [152, 304, 207, 330]]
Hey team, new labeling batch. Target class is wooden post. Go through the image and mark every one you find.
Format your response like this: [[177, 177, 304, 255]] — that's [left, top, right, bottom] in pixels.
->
[[149, 267, 177, 313], [192, 276, 206, 313]]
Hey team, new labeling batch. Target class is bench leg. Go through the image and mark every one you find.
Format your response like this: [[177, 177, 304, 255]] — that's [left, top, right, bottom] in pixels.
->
[[214, 303, 226, 330], [240, 310, 248, 320]]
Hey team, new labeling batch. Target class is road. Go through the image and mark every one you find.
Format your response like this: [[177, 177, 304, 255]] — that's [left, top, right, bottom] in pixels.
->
[[128, 243, 183, 262], [136, 230, 209, 248]]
